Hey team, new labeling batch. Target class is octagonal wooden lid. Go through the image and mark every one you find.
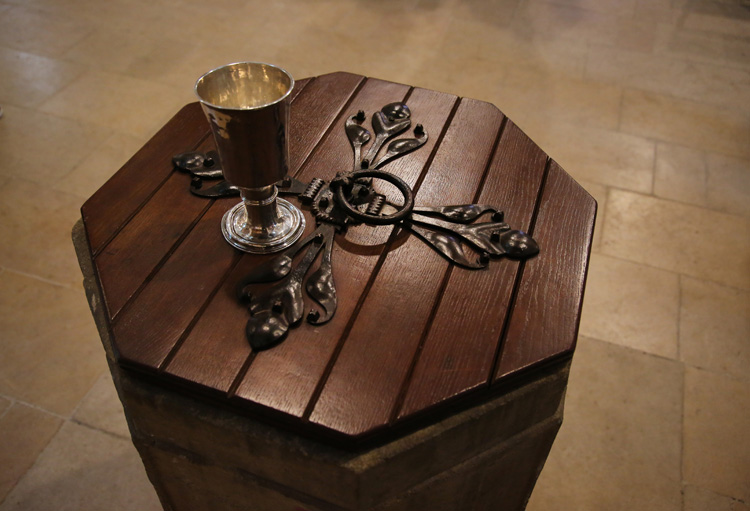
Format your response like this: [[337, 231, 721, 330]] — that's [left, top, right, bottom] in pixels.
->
[[81, 72, 596, 448]]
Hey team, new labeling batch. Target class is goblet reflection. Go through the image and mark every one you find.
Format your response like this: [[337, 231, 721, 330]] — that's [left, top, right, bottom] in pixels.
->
[[194, 62, 305, 253]]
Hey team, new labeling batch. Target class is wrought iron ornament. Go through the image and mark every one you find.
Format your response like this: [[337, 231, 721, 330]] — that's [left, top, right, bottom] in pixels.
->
[[174, 103, 539, 351]]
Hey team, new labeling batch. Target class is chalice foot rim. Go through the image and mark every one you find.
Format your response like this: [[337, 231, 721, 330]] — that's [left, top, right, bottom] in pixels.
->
[[221, 199, 305, 254]]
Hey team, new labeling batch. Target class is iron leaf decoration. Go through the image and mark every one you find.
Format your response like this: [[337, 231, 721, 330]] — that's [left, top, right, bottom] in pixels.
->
[[174, 102, 539, 351]]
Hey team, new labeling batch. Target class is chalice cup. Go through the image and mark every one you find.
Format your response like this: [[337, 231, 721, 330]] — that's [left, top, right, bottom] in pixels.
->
[[195, 62, 305, 253]]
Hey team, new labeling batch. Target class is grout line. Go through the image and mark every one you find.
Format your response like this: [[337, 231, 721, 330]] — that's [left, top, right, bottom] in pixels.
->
[[592, 185, 608, 250], [0, 395, 70, 421], [0, 266, 81, 290], [600, 181, 749, 220], [700, 148, 709, 207], [578, 334, 683, 364], [66, 376, 99, 421], [68, 418, 132, 441], [679, 353, 686, 506], [592, 249, 750, 294], [676, 274, 683, 362], [650, 140, 658, 196], [0, 396, 16, 421]]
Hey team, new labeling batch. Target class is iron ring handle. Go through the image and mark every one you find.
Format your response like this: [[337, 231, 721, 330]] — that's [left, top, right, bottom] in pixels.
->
[[333, 170, 414, 226]]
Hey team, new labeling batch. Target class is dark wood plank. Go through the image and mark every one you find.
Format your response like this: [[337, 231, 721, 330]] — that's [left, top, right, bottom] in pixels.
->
[[154, 74, 368, 397], [288, 77, 311, 104], [494, 161, 597, 380], [308, 99, 505, 438], [113, 199, 239, 369], [83, 78, 313, 259], [105, 74, 355, 366], [82, 103, 209, 255], [398, 121, 548, 419], [86, 72, 596, 445], [162, 207, 320, 392], [232, 83, 459, 419], [95, 140, 214, 320], [287, 72, 365, 174], [232, 79, 413, 416]]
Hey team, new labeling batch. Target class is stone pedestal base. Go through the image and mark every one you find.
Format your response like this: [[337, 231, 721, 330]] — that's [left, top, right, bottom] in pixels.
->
[[74, 220, 568, 511]]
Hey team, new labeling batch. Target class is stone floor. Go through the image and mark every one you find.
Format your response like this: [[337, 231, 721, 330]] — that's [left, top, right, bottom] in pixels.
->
[[0, 0, 748, 509]]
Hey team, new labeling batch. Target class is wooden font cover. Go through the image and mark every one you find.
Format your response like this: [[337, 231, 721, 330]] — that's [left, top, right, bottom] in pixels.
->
[[81, 72, 596, 447]]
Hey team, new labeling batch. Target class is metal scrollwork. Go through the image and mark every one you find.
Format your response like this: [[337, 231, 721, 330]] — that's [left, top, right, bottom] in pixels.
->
[[174, 102, 539, 350]]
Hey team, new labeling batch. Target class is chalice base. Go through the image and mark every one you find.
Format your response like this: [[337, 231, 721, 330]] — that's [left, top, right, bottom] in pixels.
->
[[221, 198, 305, 254]]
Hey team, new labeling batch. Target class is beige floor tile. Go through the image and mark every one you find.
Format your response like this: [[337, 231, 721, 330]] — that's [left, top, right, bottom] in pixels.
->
[[6, 0, 207, 43], [0, 5, 93, 57], [723, 36, 750, 70], [0, 403, 62, 502], [655, 23, 721, 60], [126, 41, 257, 93], [527, 337, 683, 511], [684, 367, 750, 502], [601, 190, 750, 290], [411, 53, 505, 107], [521, 121, 655, 194], [706, 153, 750, 217], [633, 0, 688, 24], [73, 374, 130, 439], [587, 45, 750, 113], [579, 254, 679, 358], [61, 29, 198, 86], [492, 36, 589, 79], [609, 18, 661, 54], [0, 396, 10, 417], [684, 484, 750, 511], [684, 11, 750, 39], [513, 0, 657, 52], [579, 181, 607, 251], [447, 0, 521, 27], [0, 0, 748, 507], [497, 67, 623, 131], [620, 89, 750, 160], [0, 403, 63, 502], [682, 0, 750, 17], [426, 16, 588, 83], [278, 4, 451, 89], [411, 53, 506, 108], [0, 48, 85, 109], [0, 179, 89, 287], [0, 104, 110, 185], [37, 70, 186, 139], [54, 132, 146, 200], [77, 0, 209, 43], [654, 144, 750, 217], [680, 277, 750, 381], [0, 271, 105, 416], [653, 23, 750, 71], [538, 0, 637, 17], [654, 143, 707, 207], [0, 421, 161, 511]]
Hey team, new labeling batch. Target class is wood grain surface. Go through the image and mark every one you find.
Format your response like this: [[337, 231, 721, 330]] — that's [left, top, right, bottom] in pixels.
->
[[398, 120, 549, 419], [82, 72, 596, 447], [495, 160, 596, 380], [82, 103, 209, 256], [308, 98, 504, 437]]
